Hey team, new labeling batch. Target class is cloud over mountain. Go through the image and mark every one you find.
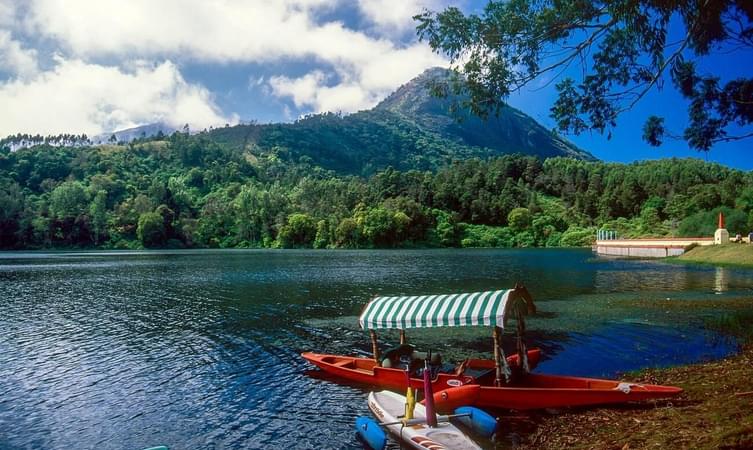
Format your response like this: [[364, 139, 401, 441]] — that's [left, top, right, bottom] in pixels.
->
[[0, 0, 452, 136], [0, 59, 230, 136]]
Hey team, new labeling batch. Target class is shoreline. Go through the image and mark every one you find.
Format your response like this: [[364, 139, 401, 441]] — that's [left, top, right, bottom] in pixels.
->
[[670, 244, 753, 268], [517, 344, 753, 449]]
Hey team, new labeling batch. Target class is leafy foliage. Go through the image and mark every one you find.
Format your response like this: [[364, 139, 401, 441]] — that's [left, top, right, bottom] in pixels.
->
[[0, 129, 749, 250], [416, 1, 753, 151]]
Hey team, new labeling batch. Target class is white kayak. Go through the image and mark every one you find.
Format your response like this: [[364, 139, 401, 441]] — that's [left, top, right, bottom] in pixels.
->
[[367, 390, 482, 450]]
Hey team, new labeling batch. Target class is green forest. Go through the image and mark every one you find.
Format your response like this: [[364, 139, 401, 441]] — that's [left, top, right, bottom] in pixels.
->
[[1, 129, 752, 250]]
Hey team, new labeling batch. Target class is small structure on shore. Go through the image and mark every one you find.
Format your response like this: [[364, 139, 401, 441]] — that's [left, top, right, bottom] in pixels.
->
[[714, 212, 730, 245], [594, 214, 732, 258]]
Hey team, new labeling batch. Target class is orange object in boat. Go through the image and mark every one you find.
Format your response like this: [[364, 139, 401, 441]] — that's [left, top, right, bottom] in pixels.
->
[[429, 385, 481, 414]]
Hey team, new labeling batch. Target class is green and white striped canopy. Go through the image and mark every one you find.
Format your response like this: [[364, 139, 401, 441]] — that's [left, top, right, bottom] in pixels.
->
[[359, 289, 529, 330]]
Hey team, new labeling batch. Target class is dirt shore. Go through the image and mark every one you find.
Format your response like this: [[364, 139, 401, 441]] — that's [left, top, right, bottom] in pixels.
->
[[516, 346, 753, 450]]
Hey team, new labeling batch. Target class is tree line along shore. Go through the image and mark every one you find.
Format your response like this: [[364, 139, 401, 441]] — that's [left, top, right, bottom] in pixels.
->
[[1, 132, 752, 252]]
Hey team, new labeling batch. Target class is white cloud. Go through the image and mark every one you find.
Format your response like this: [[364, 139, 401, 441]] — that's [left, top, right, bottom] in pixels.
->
[[270, 70, 378, 112], [19, 0, 447, 115], [0, 59, 232, 136], [269, 40, 445, 113], [0, 0, 16, 26], [24, 1, 343, 62], [0, 0, 454, 131], [356, 0, 448, 36], [0, 31, 38, 78]]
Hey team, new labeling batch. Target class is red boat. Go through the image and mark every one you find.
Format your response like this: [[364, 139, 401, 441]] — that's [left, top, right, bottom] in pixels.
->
[[301, 348, 542, 393], [302, 284, 682, 410], [427, 378, 682, 411]]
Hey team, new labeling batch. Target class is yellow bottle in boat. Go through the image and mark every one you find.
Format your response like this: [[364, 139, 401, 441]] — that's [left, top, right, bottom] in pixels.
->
[[403, 386, 415, 422]]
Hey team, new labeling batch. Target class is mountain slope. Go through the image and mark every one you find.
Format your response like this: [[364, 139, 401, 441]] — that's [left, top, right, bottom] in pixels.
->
[[208, 67, 594, 175], [376, 67, 593, 161]]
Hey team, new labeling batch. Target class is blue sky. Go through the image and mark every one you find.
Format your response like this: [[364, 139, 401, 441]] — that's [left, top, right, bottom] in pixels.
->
[[0, 0, 750, 169]]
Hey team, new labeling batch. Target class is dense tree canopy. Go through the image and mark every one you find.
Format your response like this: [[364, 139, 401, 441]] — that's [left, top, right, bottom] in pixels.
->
[[0, 131, 750, 250], [415, 0, 753, 151]]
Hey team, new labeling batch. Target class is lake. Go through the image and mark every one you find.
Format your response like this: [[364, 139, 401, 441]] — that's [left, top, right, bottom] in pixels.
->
[[1, 249, 752, 449]]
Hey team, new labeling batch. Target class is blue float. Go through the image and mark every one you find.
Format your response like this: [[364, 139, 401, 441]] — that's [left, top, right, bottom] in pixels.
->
[[454, 406, 498, 439], [355, 416, 387, 450]]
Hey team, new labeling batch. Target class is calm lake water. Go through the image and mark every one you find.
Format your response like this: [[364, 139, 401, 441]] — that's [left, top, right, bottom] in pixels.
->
[[1, 249, 752, 449]]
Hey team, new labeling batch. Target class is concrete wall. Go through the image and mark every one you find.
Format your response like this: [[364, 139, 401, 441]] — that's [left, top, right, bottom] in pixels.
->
[[595, 245, 686, 258], [593, 237, 716, 258], [595, 238, 714, 248]]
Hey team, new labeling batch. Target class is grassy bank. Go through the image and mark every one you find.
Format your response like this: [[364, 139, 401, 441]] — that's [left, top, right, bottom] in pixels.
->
[[517, 348, 753, 449], [676, 244, 753, 267]]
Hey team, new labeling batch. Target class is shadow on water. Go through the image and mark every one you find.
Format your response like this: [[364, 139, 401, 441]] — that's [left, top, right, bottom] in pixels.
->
[[0, 249, 751, 449]]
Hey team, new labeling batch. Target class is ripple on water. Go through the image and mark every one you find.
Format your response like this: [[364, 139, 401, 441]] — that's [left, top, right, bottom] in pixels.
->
[[0, 249, 751, 449]]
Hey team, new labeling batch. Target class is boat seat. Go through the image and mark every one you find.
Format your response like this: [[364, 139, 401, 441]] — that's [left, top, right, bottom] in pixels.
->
[[381, 343, 416, 371]]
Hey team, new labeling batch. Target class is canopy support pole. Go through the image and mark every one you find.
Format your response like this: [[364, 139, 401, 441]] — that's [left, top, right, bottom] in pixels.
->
[[515, 307, 530, 373], [493, 326, 502, 386], [370, 330, 381, 366], [399, 330, 407, 345], [492, 326, 511, 386]]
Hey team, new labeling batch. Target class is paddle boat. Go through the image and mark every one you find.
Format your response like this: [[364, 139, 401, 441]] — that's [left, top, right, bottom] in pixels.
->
[[356, 360, 496, 450], [303, 284, 683, 410]]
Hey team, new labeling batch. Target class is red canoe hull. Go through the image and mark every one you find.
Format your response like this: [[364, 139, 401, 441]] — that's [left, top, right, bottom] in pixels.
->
[[302, 350, 683, 410], [427, 375, 682, 410], [474, 373, 682, 410], [301, 349, 541, 393]]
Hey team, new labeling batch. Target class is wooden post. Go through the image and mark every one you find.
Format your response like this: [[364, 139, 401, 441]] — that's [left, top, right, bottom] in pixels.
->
[[493, 326, 503, 387], [516, 306, 529, 373], [399, 329, 406, 345], [370, 330, 381, 366]]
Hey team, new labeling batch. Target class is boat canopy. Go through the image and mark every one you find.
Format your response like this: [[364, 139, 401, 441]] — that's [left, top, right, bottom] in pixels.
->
[[359, 287, 534, 330]]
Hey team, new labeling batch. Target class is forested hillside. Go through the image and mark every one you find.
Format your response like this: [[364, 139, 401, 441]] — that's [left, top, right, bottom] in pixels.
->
[[205, 68, 594, 175], [0, 130, 750, 250]]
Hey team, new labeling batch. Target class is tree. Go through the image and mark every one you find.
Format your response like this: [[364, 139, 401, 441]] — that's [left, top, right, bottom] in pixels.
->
[[0, 181, 23, 248], [357, 207, 409, 247], [335, 217, 360, 248], [416, 1, 753, 152], [49, 181, 89, 219], [137, 212, 166, 248], [507, 207, 531, 231], [679, 207, 748, 236], [90, 190, 108, 245], [278, 213, 317, 248]]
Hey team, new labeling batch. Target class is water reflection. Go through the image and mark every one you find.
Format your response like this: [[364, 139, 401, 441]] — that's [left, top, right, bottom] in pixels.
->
[[715, 266, 729, 293]]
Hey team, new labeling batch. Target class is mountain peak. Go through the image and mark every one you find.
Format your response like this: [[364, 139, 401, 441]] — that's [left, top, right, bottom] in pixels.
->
[[375, 67, 594, 161], [207, 67, 596, 175], [375, 66, 452, 114]]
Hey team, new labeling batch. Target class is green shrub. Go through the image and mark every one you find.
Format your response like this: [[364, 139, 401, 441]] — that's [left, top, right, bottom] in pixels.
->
[[137, 212, 166, 248], [678, 207, 748, 237], [559, 226, 596, 247]]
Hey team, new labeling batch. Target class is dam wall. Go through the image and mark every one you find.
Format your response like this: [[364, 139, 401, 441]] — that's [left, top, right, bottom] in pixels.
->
[[594, 238, 714, 258]]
